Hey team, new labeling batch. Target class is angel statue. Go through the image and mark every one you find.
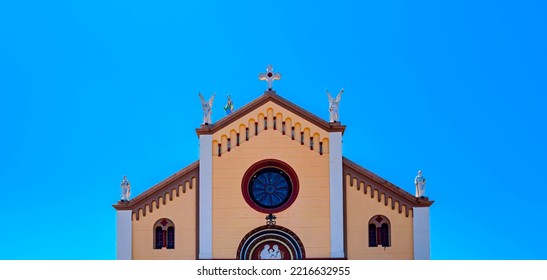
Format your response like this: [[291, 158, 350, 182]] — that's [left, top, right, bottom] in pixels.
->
[[415, 170, 426, 198], [327, 88, 344, 123], [198, 92, 215, 124]]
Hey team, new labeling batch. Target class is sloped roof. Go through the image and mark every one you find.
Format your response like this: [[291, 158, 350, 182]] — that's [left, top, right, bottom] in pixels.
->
[[195, 91, 345, 136], [113, 157, 432, 219], [343, 157, 433, 217], [113, 161, 199, 220]]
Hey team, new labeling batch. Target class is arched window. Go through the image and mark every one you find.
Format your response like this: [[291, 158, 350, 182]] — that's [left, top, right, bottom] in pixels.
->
[[167, 226, 175, 249], [153, 218, 175, 249], [368, 215, 391, 247], [155, 226, 163, 249]]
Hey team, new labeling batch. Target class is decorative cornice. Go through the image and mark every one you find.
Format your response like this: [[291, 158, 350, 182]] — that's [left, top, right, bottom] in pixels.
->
[[196, 91, 346, 136], [343, 157, 433, 217], [113, 161, 199, 220]]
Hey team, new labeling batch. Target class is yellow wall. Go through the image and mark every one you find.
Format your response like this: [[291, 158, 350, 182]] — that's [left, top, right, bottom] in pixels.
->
[[129, 100, 416, 260], [212, 101, 329, 157], [132, 186, 197, 260], [346, 183, 414, 259], [212, 102, 331, 259]]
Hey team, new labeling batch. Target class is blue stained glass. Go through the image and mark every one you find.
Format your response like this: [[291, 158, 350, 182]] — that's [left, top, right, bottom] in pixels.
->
[[249, 168, 292, 209]]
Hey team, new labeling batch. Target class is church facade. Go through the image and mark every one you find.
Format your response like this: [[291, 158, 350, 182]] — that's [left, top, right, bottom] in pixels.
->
[[113, 71, 433, 260]]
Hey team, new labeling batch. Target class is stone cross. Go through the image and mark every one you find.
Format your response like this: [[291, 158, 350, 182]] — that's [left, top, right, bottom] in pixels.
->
[[258, 65, 281, 91]]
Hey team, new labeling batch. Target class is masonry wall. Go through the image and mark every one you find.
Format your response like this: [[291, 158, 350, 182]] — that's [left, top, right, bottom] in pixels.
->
[[131, 184, 197, 259], [211, 101, 331, 259], [345, 182, 414, 259]]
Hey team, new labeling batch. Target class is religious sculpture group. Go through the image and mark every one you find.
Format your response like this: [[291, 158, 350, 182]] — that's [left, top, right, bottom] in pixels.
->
[[120, 65, 429, 201]]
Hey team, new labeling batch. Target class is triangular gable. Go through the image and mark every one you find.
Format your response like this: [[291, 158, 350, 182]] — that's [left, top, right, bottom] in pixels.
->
[[343, 157, 433, 217], [113, 160, 199, 220], [196, 91, 345, 136]]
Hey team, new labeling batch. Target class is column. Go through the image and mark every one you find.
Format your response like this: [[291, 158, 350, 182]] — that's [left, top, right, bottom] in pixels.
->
[[413, 207, 431, 260], [199, 134, 213, 259], [116, 210, 132, 260], [329, 132, 345, 258]]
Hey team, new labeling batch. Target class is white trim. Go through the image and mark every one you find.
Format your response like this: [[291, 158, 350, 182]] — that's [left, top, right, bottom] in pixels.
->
[[329, 132, 345, 258], [116, 210, 132, 260], [199, 134, 213, 259], [413, 207, 431, 260]]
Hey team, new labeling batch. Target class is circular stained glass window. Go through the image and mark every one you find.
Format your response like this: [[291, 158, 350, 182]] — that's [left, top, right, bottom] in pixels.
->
[[242, 159, 299, 213], [249, 168, 292, 209]]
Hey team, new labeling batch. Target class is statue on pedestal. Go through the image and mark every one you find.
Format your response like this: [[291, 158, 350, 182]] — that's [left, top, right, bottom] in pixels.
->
[[224, 95, 234, 115], [121, 175, 131, 201], [199, 92, 215, 124], [327, 88, 343, 123], [414, 170, 426, 198]]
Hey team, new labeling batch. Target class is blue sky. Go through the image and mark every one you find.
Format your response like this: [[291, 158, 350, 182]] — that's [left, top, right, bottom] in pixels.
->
[[0, 1, 546, 259]]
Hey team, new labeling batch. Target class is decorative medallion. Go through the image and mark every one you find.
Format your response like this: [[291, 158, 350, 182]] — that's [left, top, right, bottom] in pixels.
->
[[237, 225, 305, 260]]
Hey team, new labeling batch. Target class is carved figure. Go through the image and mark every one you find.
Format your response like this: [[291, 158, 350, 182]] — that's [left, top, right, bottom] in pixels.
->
[[415, 170, 426, 197], [121, 176, 131, 201], [224, 95, 234, 115], [327, 88, 344, 122], [198, 92, 215, 124]]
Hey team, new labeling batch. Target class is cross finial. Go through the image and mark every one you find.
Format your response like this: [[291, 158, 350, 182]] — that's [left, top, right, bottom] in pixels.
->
[[265, 213, 277, 225], [258, 65, 281, 91]]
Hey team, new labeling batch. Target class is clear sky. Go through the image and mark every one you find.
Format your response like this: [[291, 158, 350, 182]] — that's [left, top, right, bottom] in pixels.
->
[[1, 1, 546, 260]]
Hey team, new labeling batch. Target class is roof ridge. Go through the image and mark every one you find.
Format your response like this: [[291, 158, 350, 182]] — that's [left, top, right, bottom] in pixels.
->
[[196, 91, 345, 136]]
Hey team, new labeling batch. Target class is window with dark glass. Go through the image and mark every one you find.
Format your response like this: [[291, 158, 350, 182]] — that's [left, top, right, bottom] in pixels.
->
[[242, 159, 299, 213], [369, 224, 377, 247], [155, 226, 164, 249], [154, 219, 175, 249], [368, 215, 390, 247], [249, 168, 292, 209], [167, 226, 175, 249]]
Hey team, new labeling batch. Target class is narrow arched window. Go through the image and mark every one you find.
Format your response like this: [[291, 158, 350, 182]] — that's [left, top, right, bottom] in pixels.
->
[[167, 226, 175, 249], [369, 215, 391, 247], [153, 218, 175, 249], [368, 224, 377, 247], [380, 223, 390, 247], [155, 226, 163, 249]]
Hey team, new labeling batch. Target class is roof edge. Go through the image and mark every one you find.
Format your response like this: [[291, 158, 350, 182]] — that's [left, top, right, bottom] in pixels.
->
[[113, 160, 199, 211], [195, 91, 346, 137], [343, 157, 434, 208]]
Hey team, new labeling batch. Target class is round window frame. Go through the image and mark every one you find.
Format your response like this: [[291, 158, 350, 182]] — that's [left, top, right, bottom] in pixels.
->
[[241, 159, 299, 213]]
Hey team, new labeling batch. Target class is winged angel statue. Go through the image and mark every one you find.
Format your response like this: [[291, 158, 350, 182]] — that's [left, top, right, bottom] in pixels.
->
[[199, 92, 215, 125], [327, 88, 344, 123]]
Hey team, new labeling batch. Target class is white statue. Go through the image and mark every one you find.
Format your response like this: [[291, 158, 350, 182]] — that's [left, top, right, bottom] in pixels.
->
[[259, 244, 271, 259], [258, 244, 283, 259], [414, 170, 426, 197], [198, 92, 215, 124], [121, 175, 131, 201], [327, 88, 343, 122], [271, 245, 282, 259]]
